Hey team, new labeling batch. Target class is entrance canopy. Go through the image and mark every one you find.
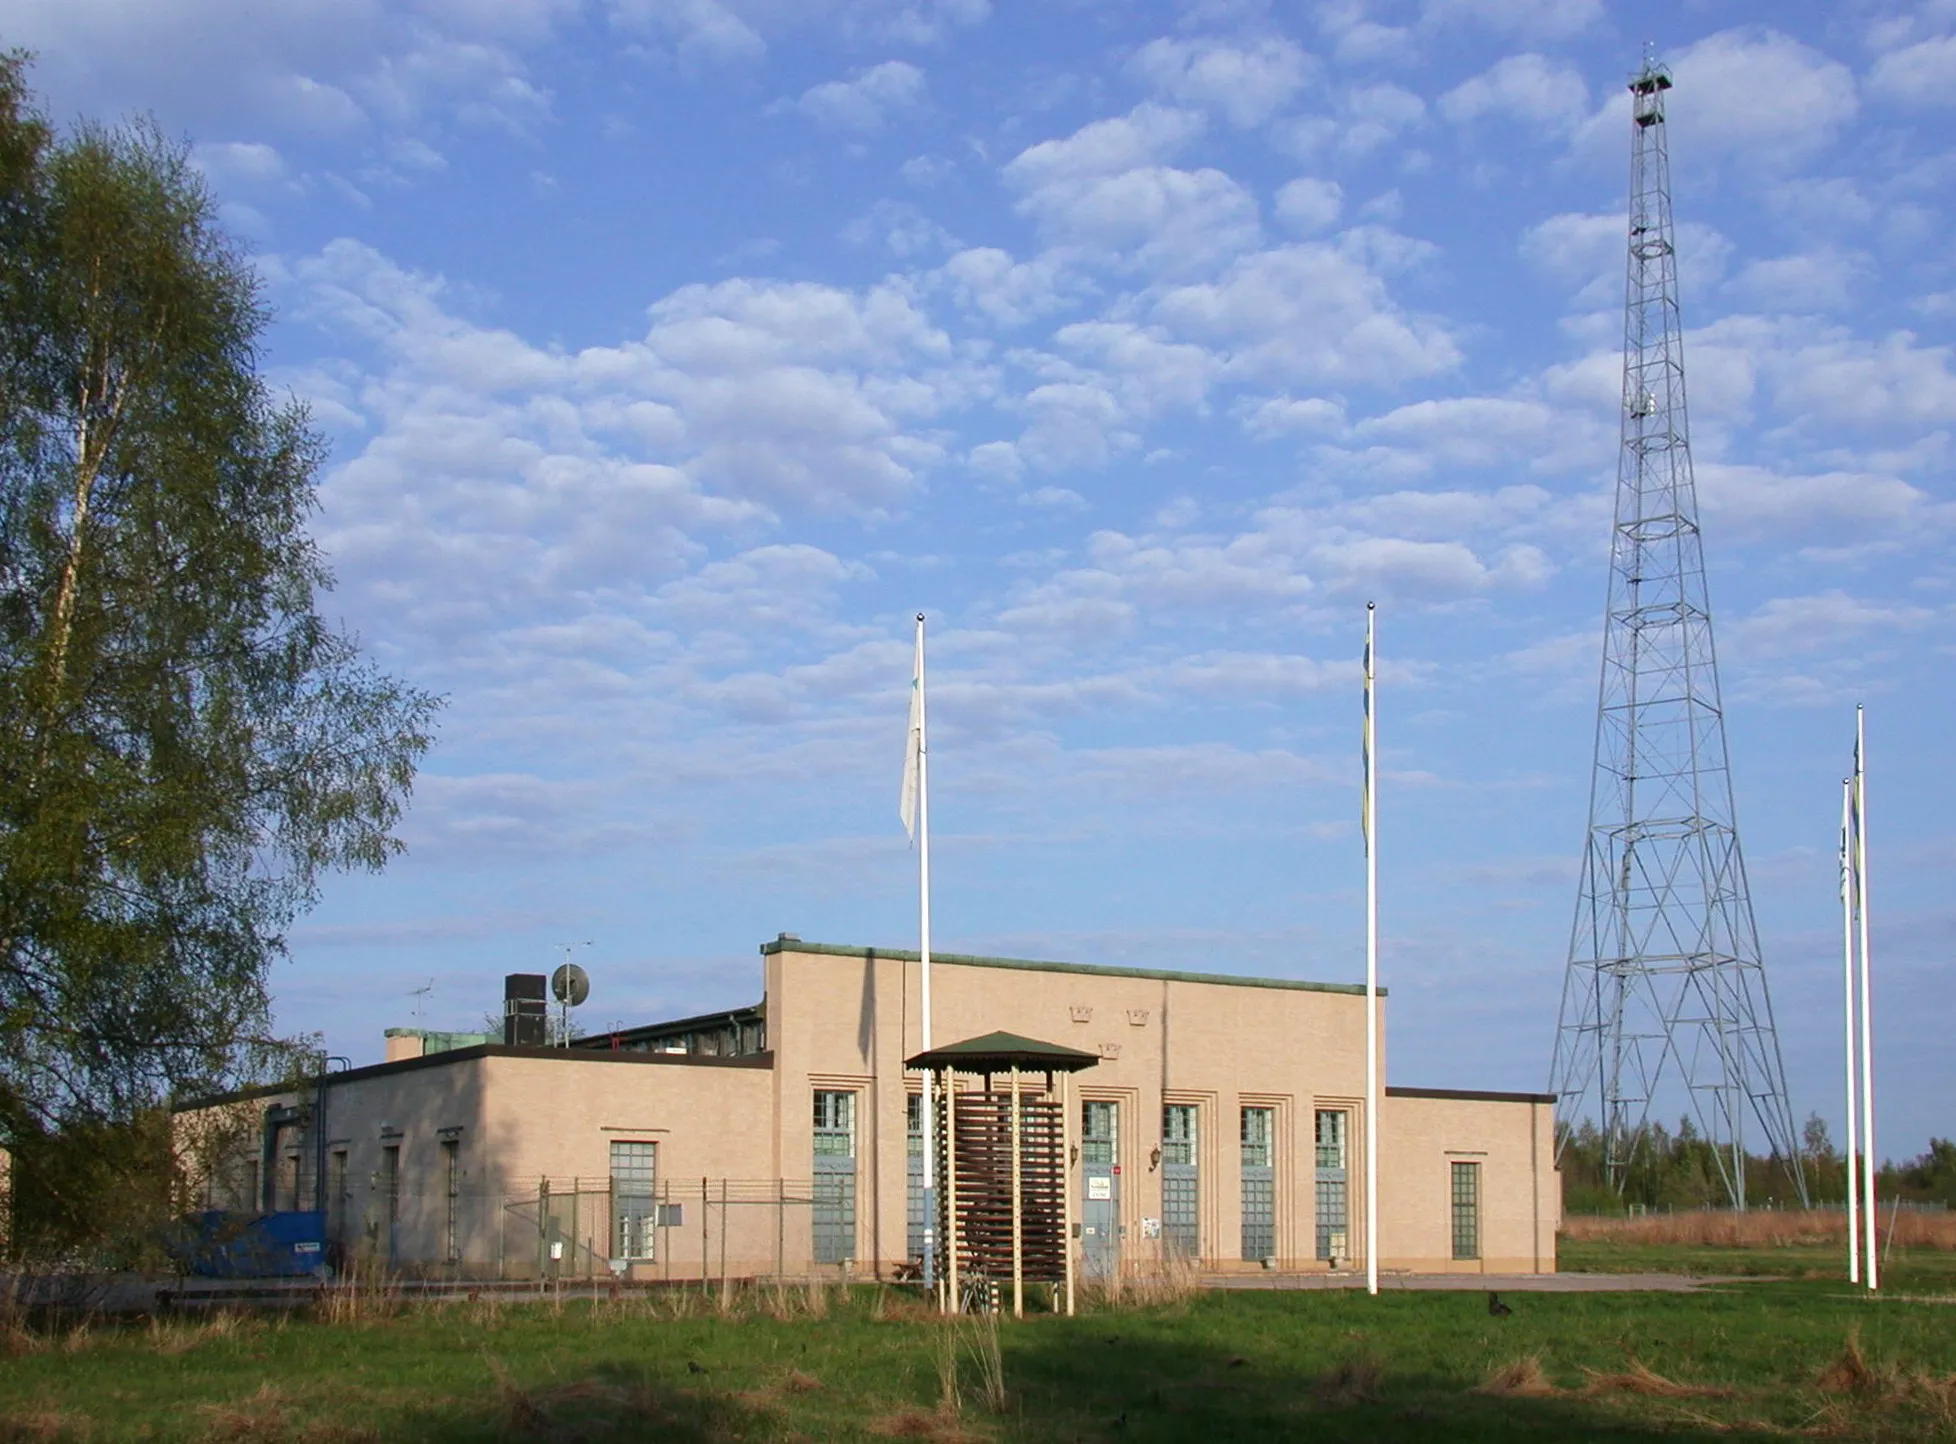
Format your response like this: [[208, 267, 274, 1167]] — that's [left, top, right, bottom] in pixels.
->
[[906, 1031, 1099, 1083]]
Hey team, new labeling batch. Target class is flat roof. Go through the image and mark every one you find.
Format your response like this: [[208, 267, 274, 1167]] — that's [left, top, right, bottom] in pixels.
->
[[1386, 1086, 1557, 1105], [174, 1043, 773, 1110], [761, 937, 1384, 997]]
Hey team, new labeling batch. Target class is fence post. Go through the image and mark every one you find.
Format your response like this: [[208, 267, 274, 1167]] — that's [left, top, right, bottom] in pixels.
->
[[777, 1177, 785, 1280], [700, 1177, 709, 1296]]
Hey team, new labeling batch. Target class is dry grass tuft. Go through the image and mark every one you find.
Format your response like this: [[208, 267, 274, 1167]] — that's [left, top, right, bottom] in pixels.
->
[[803, 1277, 831, 1319], [870, 1408, 977, 1441], [197, 1383, 290, 1442], [1580, 1358, 1731, 1399], [779, 1369, 823, 1394], [1474, 1354, 1560, 1397], [313, 1263, 403, 1327], [1562, 1207, 1956, 1251], [1312, 1354, 1384, 1408], [0, 1410, 85, 1442], [1817, 1330, 1882, 1397]]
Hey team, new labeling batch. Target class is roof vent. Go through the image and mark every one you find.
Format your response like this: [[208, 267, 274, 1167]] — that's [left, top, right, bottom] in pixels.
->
[[777, 932, 800, 942]]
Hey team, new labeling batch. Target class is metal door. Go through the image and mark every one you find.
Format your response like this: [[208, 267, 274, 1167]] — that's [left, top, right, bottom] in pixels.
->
[[1081, 1099, 1120, 1279]]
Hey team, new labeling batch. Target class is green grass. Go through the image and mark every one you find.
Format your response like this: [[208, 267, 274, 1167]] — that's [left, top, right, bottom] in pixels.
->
[[1561, 1234, 1956, 1285], [1, 1278, 1952, 1442]]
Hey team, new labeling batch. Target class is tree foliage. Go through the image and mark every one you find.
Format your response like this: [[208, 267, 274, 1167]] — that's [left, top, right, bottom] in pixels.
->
[[1557, 1116, 1810, 1213], [0, 53, 437, 1144]]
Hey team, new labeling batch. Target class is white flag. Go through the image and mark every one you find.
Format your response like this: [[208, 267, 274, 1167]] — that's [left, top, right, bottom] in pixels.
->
[[900, 624, 923, 840]]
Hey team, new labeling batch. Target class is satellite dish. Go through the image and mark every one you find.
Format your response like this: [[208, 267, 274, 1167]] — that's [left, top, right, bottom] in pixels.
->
[[552, 963, 590, 1008]]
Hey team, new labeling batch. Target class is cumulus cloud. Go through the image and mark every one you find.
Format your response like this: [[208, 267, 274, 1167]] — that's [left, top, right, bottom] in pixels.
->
[[1725, 591, 1936, 658], [1575, 30, 1858, 172], [1868, 34, 1956, 106], [1438, 54, 1588, 134], [1128, 35, 1312, 129], [1273, 177, 1343, 234], [1422, 0, 1601, 40], [783, 60, 926, 131], [1003, 105, 1260, 274], [1151, 241, 1461, 386]]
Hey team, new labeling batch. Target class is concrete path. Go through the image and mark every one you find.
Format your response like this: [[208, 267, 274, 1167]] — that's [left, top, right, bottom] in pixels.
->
[[1202, 1271, 1739, 1293]]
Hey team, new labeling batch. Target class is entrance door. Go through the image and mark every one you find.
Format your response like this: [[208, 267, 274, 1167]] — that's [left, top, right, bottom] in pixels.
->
[[1081, 1100, 1120, 1279]]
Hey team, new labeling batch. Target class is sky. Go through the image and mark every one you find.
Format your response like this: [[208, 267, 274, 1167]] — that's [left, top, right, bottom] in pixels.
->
[[4, 0, 1951, 1160]]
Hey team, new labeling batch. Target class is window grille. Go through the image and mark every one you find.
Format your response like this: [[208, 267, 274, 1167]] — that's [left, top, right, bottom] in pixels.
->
[[1081, 1100, 1117, 1164], [611, 1141, 658, 1260], [1451, 1161, 1481, 1261], [813, 1090, 857, 1264], [1161, 1104, 1198, 1259], [1240, 1107, 1275, 1261]]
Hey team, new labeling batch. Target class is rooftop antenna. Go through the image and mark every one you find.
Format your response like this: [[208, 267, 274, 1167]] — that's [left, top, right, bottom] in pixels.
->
[[552, 941, 592, 1048], [410, 978, 434, 1030]]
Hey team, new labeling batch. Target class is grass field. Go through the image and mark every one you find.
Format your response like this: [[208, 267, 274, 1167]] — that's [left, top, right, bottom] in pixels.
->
[[2, 1259, 1954, 1444]]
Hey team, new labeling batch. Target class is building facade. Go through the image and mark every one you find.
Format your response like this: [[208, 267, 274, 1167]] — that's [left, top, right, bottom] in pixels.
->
[[180, 937, 1559, 1280]]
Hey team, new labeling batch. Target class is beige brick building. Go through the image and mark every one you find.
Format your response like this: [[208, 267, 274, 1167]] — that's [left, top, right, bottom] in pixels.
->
[[183, 936, 1558, 1281]]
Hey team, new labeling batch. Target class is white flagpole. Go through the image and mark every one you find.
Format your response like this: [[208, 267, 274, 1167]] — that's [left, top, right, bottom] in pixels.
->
[[914, 614, 939, 1301], [1839, 775, 1860, 1285], [1855, 705, 1877, 1291], [1364, 602, 1379, 1298]]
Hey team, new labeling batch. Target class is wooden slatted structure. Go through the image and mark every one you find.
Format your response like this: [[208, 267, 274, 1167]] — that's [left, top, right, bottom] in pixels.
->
[[937, 1092, 1064, 1287], [908, 1030, 1098, 1315]]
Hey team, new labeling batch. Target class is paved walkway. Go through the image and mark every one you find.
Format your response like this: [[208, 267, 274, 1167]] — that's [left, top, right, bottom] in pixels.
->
[[1203, 1271, 1737, 1293]]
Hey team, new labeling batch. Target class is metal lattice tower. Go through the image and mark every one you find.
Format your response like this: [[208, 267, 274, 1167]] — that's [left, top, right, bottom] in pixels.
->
[[1548, 57, 1806, 1209]]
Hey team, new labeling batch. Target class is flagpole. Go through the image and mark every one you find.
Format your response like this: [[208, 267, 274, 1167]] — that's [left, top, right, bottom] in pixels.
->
[[915, 613, 939, 1303], [1839, 775, 1859, 1285], [1855, 705, 1877, 1291], [1364, 602, 1379, 1298]]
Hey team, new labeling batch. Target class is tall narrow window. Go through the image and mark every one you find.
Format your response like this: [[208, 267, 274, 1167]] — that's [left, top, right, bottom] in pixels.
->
[[329, 1150, 349, 1255], [611, 1141, 658, 1261], [905, 1093, 925, 1266], [380, 1145, 401, 1268], [1081, 1101, 1117, 1164], [1240, 1107, 1275, 1263], [1314, 1110, 1348, 1264], [1451, 1161, 1481, 1261], [1160, 1105, 1198, 1260], [812, 1091, 857, 1265], [441, 1139, 461, 1265]]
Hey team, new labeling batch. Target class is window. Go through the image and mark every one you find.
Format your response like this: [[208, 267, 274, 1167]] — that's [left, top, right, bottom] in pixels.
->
[[1161, 1105, 1198, 1259], [380, 1145, 401, 1266], [1451, 1161, 1481, 1261], [1314, 1110, 1349, 1263], [812, 1091, 857, 1265], [905, 1093, 926, 1264], [813, 1091, 856, 1156], [1240, 1107, 1275, 1262], [1081, 1101, 1117, 1164], [611, 1141, 658, 1260], [441, 1139, 461, 1264]]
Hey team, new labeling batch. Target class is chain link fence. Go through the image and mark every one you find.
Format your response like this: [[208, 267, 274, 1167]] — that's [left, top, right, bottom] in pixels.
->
[[329, 1177, 825, 1284]]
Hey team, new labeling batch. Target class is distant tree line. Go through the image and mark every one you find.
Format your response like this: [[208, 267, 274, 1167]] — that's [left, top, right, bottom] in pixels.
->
[[1560, 1115, 1956, 1214]]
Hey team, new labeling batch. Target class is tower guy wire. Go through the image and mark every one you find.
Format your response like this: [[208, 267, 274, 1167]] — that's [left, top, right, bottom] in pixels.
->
[[1548, 54, 1807, 1209]]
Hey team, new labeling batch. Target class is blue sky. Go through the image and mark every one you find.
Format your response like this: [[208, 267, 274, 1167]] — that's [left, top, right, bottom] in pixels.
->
[[8, 0, 1951, 1158]]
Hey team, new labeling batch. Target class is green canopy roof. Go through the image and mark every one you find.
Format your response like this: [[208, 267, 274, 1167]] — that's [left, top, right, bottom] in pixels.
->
[[906, 1030, 1101, 1074]]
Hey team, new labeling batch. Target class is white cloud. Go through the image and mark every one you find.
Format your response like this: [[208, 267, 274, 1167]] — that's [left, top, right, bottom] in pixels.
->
[[193, 140, 289, 187], [1575, 30, 1858, 172], [1422, 0, 1601, 40], [938, 247, 1088, 327], [609, 0, 988, 61], [1869, 34, 1956, 106], [1273, 177, 1343, 234], [1129, 35, 1312, 129], [785, 60, 926, 131], [1725, 591, 1936, 658], [1724, 248, 1871, 313], [1151, 241, 1461, 387], [1438, 54, 1588, 134]]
